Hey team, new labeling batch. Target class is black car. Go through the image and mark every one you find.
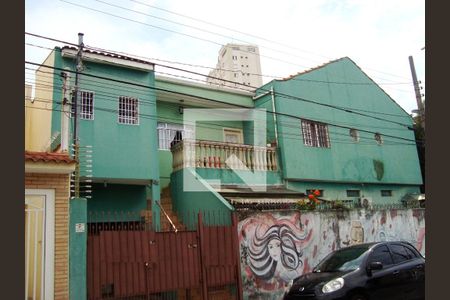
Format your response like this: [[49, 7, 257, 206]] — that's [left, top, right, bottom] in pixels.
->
[[283, 241, 425, 300]]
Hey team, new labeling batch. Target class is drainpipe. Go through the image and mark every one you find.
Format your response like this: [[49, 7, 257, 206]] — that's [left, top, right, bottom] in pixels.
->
[[270, 87, 279, 147]]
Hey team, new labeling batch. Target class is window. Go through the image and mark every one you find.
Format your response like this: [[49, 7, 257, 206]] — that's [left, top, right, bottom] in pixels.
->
[[403, 246, 419, 259], [247, 47, 256, 52], [157, 122, 194, 150], [118, 96, 139, 125], [80, 91, 94, 120], [349, 128, 359, 142], [346, 190, 360, 197], [390, 244, 410, 264], [70, 90, 94, 120], [301, 120, 330, 148], [368, 245, 394, 266], [374, 133, 383, 145], [232, 55, 237, 60], [223, 128, 243, 144], [381, 190, 392, 197]]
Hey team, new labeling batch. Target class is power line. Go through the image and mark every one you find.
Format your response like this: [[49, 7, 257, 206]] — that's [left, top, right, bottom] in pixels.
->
[[25, 33, 414, 93], [25, 100, 420, 147], [41, 42, 414, 126], [128, 0, 413, 81], [25, 60, 418, 144], [25, 55, 413, 124], [58, 0, 414, 85]]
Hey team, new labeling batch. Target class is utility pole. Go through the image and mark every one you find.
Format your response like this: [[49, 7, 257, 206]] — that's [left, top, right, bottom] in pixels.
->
[[73, 33, 84, 198], [61, 70, 71, 152], [408, 55, 425, 129]]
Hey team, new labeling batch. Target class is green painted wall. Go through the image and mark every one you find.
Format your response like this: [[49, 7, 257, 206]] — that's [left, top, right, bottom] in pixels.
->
[[157, 101, 246, 189], [69, 197, 87, 300], [256, 58, 422, 187], [286, 181, 420, 204], [155, 77, 254, 108], [170, 168, 234, 228], [195, 168, 283, 186], [88, 183, 147, 214], [51, 48, 159, 182]]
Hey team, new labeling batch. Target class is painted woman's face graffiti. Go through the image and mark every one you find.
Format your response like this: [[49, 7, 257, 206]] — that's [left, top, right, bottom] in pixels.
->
[[268, 239, 281, 261]]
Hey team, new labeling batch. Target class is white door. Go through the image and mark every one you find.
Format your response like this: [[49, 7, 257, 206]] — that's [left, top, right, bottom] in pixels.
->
[[25, 189, 54, 300]]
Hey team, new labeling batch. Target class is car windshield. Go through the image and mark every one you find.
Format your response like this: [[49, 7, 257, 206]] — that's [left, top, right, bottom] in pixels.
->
[[314, 246, 370, 272]]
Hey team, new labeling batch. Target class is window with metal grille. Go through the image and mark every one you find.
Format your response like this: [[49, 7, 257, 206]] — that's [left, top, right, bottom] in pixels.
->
[[301, 120, 330, 148], [70, 90, 94, 120], [80, 91, 94, 120], [346, 190, 361, 197], [381, 190, 392, 197], [118, 96, 139, 125], [157, 122, 194, 150], [349, 128, 359, 142]]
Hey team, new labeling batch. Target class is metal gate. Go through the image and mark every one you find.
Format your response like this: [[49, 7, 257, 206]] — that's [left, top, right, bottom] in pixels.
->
[[87, 212, 243, 300]]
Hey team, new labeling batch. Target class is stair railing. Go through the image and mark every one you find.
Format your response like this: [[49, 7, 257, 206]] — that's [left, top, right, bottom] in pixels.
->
[[156, 201, 178, 233]]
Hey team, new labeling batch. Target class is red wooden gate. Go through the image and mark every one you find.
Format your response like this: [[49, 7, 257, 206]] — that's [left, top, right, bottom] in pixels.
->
[[87, 213, 242, 300]]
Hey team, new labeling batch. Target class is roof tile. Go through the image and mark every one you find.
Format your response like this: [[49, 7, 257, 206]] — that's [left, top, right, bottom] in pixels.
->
[[25, 151, 76, 164]]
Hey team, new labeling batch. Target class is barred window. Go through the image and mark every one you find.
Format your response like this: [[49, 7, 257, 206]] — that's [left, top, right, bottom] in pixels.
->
[[349, 128, 359, 142], [118, 96, 139, 125], [301, 120, 330, 148], [71, 90, 94, 120], [157, 122, 194, 150], [80, 91, 94, 120], [347, 190, 361, 197], [374, 133, 383, 145]]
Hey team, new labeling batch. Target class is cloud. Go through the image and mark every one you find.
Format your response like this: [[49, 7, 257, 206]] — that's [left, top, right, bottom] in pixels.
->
[[25, 0, 424, 114]]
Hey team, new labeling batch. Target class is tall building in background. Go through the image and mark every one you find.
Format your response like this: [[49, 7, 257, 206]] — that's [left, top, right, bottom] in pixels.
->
[[207, 44, 263, 90]]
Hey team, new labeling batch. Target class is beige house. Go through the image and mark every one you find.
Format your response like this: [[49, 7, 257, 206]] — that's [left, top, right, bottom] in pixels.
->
[[25, 151, 76, 300]]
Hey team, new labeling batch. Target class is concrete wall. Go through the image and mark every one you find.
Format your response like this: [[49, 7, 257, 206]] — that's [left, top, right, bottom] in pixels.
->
[[51, 48, 158, 182], [237, 208, 425, 299], [26, 51, 55, 151], [88, 183, 147, 214], [170, 168, 234, 228]]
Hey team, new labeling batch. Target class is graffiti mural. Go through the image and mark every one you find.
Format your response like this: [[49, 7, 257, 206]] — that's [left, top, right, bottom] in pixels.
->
[[238, 208, 425, 299], [238, 213, 315, 299]]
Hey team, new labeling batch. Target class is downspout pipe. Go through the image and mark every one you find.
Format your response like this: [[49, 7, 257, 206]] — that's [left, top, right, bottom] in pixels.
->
[[270, 87, 279, 147]]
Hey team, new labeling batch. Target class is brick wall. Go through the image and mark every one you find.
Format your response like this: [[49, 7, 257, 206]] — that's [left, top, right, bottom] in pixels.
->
[[25, 172, 70, 300]]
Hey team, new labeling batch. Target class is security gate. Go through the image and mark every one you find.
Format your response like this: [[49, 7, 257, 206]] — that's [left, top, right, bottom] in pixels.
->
[[87, 213, 243, 300]]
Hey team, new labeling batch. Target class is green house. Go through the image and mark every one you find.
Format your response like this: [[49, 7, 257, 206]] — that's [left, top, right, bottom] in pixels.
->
[[253, 57, 422, 205], [42, 50, 423, 229], [46, 47, 161, 225]]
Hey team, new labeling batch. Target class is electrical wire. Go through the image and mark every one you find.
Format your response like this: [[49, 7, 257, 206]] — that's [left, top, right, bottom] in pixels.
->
[[25, 100, 420, 147], [27, 61, 414, 132], [57, 0, 416, 87], [24, 62, 420, 145], [130, 0, 415, 81]]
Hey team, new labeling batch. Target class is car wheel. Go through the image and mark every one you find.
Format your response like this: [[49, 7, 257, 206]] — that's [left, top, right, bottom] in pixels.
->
[[350, 294, 367, 300]]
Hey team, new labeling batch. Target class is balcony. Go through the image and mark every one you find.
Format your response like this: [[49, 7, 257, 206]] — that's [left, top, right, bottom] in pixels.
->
[[171, 140, 278, 172]]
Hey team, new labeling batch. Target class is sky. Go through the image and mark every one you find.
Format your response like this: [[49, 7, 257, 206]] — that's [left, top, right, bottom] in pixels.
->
[[25, 0, 425, 115]]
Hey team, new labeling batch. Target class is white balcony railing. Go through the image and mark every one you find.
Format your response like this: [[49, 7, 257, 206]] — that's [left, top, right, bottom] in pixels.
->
[[171, 140, 278, 172]]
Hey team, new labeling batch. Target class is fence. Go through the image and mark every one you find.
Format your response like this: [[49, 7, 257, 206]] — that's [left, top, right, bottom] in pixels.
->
[[87, 211, 242, 300]]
